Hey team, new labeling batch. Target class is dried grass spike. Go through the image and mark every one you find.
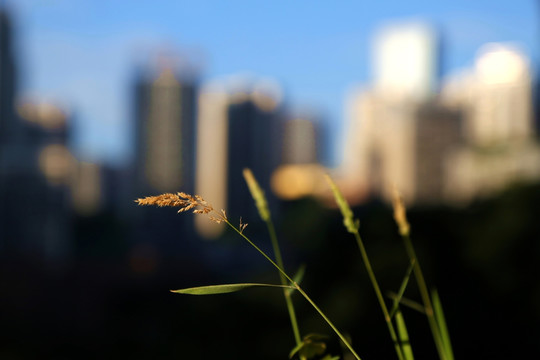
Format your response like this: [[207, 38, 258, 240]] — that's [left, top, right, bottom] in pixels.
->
[[136, 192, 217, 223], [209, 216, 223, 224], [239, 217, 248, 234]]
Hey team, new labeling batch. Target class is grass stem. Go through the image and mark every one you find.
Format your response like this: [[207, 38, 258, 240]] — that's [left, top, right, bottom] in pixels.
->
[[325, 174, 404, 360], [242, 168, 302, 346], [266, 219, 302, 346], [354, 232, 405, 360], [401, 234, 447, 360], [226, 220, 362, 360]]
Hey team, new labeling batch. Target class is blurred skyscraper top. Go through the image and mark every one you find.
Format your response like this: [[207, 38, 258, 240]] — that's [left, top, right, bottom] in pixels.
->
[[442, 43, 533, 146], [195, 76, 284, 239], [133, 63, 197, 195], [439, 43, 540, 203], [271, 110, 327, 201], [373, 23, 439, 102], [0, 8, 17, 144]]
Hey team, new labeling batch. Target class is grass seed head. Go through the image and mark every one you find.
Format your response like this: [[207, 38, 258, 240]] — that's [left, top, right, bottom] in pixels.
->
[[391, 185, 410, 237], [135, 192, 224, 223], [324, 174, 360, 234], [243, 168, 270, 221]]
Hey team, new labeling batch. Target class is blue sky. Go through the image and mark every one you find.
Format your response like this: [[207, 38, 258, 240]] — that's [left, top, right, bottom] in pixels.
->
[[6, 0, 539, 165]]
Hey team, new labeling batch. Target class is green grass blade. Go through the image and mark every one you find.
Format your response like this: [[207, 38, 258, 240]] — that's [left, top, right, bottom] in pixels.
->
[[289, 334, 332, 359], [286, 264, 307, 295], [171, 283, 294, 295], [431, 289, 454, 360], [387, 292, 426, 315], [395, 310, 414, 360], [293, 264, 306, 284], [389, 259, 416, 319]]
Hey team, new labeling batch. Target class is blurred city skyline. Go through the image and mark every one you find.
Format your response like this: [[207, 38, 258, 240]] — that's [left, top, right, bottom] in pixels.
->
[[2, 4, 540, 358], [4, 0, 538, 166]]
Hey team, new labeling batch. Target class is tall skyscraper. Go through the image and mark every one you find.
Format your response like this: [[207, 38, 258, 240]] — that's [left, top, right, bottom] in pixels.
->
[[0, 8, 17, 144], [343, 28, 540, 206], [282, 115, 319, 165], [195, 78, 283, 239], [194, 85, 229, 238], [440, 43, 540, 204], [134, 67, 197, 195], [469, 44, 532, 145], [271, 113, 328, 201], [226, 88, 282, 220], [341, 22, 466, 205], [343, 89, 462, 205], [373, 22, 438, 102], [131, 62, 198, 254], [0, 100, 74, 260]]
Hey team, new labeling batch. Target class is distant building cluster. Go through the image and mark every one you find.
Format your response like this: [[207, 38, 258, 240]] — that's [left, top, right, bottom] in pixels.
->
[[0, 10, 72, 259], [1, 5, 539, 261], [339, 23, 540, 206]]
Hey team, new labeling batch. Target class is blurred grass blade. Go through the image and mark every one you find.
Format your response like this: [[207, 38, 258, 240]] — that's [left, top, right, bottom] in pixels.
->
[[431, 289, 454, 360], [324, 174, 359, 233], [289, 334, 331, 359], [395, 310, 414, 360], [293, 264, 306, 284], [171, 283, 294, 295], [289, 342, 303, 359], [286, 264, 306, 295], [390, 259, 416, 319], [243, 168, 270, 221], [387, 292, 426, 315]]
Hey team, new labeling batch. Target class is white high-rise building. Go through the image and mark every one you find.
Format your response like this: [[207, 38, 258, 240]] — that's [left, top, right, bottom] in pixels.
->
[[341, 22, 452, 205], [440, 43, 540, 204], [195, 77, 283, 239], [373, 22, 438, 102]]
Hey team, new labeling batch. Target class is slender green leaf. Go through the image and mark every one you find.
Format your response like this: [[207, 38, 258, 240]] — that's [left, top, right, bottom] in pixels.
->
[[390, 259, 416, 319], [291, 341, 327, 360], [395, 310, 414, 360], [293, 264, 306, 284], [289, 342, 304, 359], [286, 264, 306, 295], [321, 356, 340, 360], [289, 334, 329, 359], [171, 283, 294, 295], [431, 289, 454, 360]]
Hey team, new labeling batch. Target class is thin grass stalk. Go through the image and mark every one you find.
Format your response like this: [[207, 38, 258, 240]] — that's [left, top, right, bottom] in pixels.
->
[[325, 174, 404, 360], [392, 187, 448, 360], [401, 234, 447, 360], [387, 293, 426, 314], [354, 231, 405, 360], [389, 259, 416, 319], [395, 310, 414, 360], [243, 168, 302, 346], [224, 219, 363, 360], [267, 218, 302, 346], [431, 289, 454, 360], [135, 191, 360, 359]]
